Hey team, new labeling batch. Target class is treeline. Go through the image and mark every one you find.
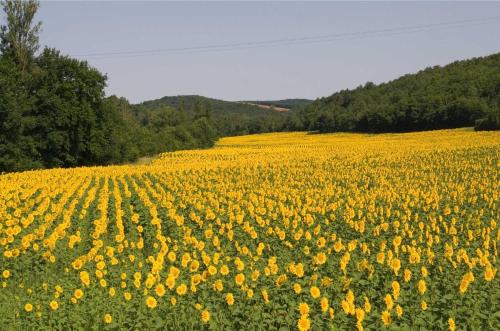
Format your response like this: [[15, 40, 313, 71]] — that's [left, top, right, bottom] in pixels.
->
[[0, 0, 223, 172], [1, 48, 129, 171], [293, 53, 500, 133], [0, 50, 221, 171]]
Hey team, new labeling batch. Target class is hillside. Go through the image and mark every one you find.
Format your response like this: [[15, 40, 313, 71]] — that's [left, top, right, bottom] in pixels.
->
[[138, 95, 272, 116], [298, 53, 500, 133], [134, 95, 287, 136], [244, 98, 313, 110]]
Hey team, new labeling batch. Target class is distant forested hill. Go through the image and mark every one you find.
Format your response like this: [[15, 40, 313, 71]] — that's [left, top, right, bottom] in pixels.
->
[[139, 95, 265, 115], [297, 53, 500, 133], [134, 95, 286, 136]]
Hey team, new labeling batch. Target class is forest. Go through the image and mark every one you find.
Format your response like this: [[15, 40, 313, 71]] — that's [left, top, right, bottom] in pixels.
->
[[295, 53, 500, 133], [0, 0, 498, 173]]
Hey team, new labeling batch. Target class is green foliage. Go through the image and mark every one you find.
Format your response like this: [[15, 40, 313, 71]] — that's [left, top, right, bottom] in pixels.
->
[[0, 57, 41, 171], [32, 48, 109, 167], [475, 106, 500, 131], [102, 96, 221, 157], [297, 53, 500, 133], [0, 46, 147, 172], [136, 95, 286, 136], [0, 0, 41, 71]]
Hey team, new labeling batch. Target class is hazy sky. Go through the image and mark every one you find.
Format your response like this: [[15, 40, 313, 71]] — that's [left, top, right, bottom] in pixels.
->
[[29, 1, 500, 103]]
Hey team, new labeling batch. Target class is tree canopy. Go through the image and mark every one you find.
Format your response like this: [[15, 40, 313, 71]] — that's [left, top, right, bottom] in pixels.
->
[[294, 53, 500, 133]]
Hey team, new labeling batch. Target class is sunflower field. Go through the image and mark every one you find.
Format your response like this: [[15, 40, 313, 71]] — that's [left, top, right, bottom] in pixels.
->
[[0, 129, 498, 330]]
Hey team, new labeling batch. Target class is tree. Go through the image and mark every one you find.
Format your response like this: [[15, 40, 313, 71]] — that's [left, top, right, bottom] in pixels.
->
[[179, 98, 185, 113], [32, 48, 108, 167], [475, 106, 500, 131], [0, 57, 40, 172], [189, 117, 218, 148], [0, 0, 41, 71], [204, 100, 213, 118], [194, 99, 203, 119]]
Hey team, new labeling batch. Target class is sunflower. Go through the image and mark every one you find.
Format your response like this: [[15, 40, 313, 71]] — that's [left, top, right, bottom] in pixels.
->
[[235, 273, 245, 286], [418, 279, 426, 295], [384, 294, 393, 310], [261, 289, 269, 304], [226, 293, 234, 305], [155, 284, 166, 297], [403, 269, 412, 282], [24, 303, 33, 312], [448, 318, 456, 331], [74, 289, 84, 299], [381, 310, 391, 326], [49, 300, 58, 311], [104, 313, 112, 324], [363, 297, 371, 313], [176, 284, 187, 296], [298, 302, 309, 315], [201, 310, 210, 323], [165, 276, 176, 289], [297, 315, 311, 331], [391, 281, 400, 299], [355, 308, 364, 322], [80, 271, 90, 287], [208, 265, 217, 276], [484, 266, 495, 281], [145, 296, 157, 309], [220, 265, 229, 275], [310, 286, 320, 299], [213, 280, 223, 292], [395, 305, 403, 317], [320, 298, 329, 313], [315, 252, 327, 265]]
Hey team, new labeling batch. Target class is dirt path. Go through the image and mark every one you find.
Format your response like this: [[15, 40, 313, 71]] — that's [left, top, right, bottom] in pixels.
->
[[241, 102, 290, 112]]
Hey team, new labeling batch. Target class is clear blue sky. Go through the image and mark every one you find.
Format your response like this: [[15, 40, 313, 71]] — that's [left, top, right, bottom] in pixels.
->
[[30, 1, 500, 103]]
